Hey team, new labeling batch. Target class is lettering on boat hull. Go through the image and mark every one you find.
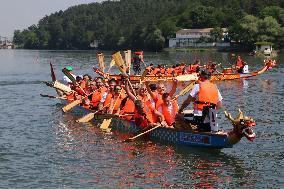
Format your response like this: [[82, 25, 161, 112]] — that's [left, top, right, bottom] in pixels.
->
[[180, 133, 211, 145]]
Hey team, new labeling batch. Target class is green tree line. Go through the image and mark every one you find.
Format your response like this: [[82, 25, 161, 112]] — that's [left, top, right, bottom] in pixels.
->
[[13, 0, 284, 51]]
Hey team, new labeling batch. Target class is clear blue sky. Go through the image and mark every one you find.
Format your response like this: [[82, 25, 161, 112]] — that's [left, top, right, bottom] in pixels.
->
[[0, 0, 103, 39]]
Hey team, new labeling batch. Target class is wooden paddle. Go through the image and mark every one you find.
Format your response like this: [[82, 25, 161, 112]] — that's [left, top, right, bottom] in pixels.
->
[[112, 51, 137, 97], [75, 101, 112, 123], [172, 81, 196, 101], [123, 124, 162, 142], [76, 108, 101, 123], [40, 94, 66, 100], [100, 91, 122, 130], [62, 68, 88, 96], [62, 99, 82, 112], [61, 90, 95, 113]]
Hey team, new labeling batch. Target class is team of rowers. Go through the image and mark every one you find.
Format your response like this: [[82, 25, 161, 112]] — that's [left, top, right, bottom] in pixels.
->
[[144, 59, 218, 76], [143, 55, 249, 76], [61, 65, 222, 132]]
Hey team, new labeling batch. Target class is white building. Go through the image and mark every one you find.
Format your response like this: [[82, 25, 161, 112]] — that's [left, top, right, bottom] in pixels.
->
[[254, 42, 273, 56], [169, 28, 230, 48]]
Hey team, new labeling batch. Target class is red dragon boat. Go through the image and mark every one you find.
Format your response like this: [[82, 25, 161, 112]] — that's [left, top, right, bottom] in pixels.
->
[[94, 59, 275, 82]]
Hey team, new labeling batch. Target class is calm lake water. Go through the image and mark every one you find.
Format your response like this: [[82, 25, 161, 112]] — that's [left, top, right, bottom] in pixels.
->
[[0, 50, 283, 188]]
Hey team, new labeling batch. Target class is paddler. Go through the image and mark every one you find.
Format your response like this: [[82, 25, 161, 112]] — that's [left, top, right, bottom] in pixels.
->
[[157, 92, 179, 128], [145, 78, 178, 108], [177, 69, 223, 132], [63, 66, 76, 86], [90, 77, 108, 109], [235, 55, 246, 73]]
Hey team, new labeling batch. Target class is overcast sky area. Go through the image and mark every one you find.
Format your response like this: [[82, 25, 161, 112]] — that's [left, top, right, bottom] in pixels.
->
[[0, 0, 104, 39]]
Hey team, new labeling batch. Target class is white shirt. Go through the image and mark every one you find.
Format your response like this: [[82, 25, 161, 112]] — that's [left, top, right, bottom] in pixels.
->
[[63, 74, 76, 84], [100, 92, 108, 103], [189, 83, 223, 116]]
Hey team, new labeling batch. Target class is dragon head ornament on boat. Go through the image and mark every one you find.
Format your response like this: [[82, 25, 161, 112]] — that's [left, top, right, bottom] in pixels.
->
[[264, 59, 276, 70], [225, 109, 256, 143]]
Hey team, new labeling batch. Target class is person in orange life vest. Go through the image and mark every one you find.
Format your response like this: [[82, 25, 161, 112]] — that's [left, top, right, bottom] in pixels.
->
[[160, 65, 166, 75], [146, 63, 154, 75], [235, 55, 246, 73], [190, 59, 201, 73], [145, 78, 178, 108], [133, 99, 166, 130], [91, 77, 107, 109], [105, 85, 125, 114], [82, 74, 92, 94], [166, 65, 175, 75], [74, 76, 86, 96], [116, 81, 140, 118], [100, 78, 117, 112], [116, 95, 136, 120], [178, 69, 223, 132], [152, 65, 161, 75], [157, 92, 179, 128]]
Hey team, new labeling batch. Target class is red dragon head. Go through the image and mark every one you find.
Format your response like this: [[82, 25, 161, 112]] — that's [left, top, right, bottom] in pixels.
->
[[264, 59, 276, 70], [225, 109, 256, 141]]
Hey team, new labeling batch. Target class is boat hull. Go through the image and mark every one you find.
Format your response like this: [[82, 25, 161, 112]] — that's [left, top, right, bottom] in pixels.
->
[[70, 104, 232, 149]]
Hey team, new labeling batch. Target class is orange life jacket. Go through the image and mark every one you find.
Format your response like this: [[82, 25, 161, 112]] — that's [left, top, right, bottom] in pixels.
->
[[66, 93, 75, 102], [152, 92, 163, 108], [104, 92, 125, 113], [236, 57, 244, 68], [191, 64, 199, 72], [91, 87, 107, 108], [166, 68, 174, 75], [134, 100, 157, 128], [194, 81, 219, 111], [120, 97, 135, 120], [152, 68, 160, 75], [158, 100, 178, 126]]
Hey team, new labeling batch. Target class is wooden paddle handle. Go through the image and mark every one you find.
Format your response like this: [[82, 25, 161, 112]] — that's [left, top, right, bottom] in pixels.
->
[[124, 124, 161, 142]]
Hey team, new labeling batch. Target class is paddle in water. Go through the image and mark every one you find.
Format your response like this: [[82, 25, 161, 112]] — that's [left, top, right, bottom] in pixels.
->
[[123, 124, 162, 142]]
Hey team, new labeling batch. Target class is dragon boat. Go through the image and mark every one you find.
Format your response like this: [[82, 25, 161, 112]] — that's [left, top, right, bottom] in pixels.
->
[[63, 100, 257, 149], [46, 63, 257, 149], [94, 59, 275, 82]]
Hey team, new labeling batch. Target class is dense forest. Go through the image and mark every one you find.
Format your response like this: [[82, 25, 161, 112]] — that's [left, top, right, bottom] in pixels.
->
[[13, 0, 284, 51]]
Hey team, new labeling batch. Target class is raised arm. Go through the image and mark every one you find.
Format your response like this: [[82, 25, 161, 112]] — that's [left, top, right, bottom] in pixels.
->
[[169, 78, 178, 97], [125, 81, 136, 101], [145, 81, 157, 100]]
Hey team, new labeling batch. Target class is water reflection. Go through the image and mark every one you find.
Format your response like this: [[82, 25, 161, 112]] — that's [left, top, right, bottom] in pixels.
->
[[51, 113, 257, 188]]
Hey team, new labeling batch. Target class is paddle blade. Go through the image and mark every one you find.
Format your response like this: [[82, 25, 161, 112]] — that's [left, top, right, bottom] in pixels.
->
[[176, 73, 198, 82], [100, 118, 112, 129], [179, 81, 195, 96], [62, 99, 81, 112], [62, 68, 77, 85], [76, 112, 95, 123], [97, 53, 105, 72], [112, 51, 127, 74], [50, 62, 56, 81]]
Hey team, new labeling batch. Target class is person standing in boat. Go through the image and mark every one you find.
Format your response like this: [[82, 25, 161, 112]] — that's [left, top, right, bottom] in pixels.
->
[[63, 66, 76, 86], [178, 69, 223, 132], [132, 51, 144, 75], [235, 55, 246, 73]]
